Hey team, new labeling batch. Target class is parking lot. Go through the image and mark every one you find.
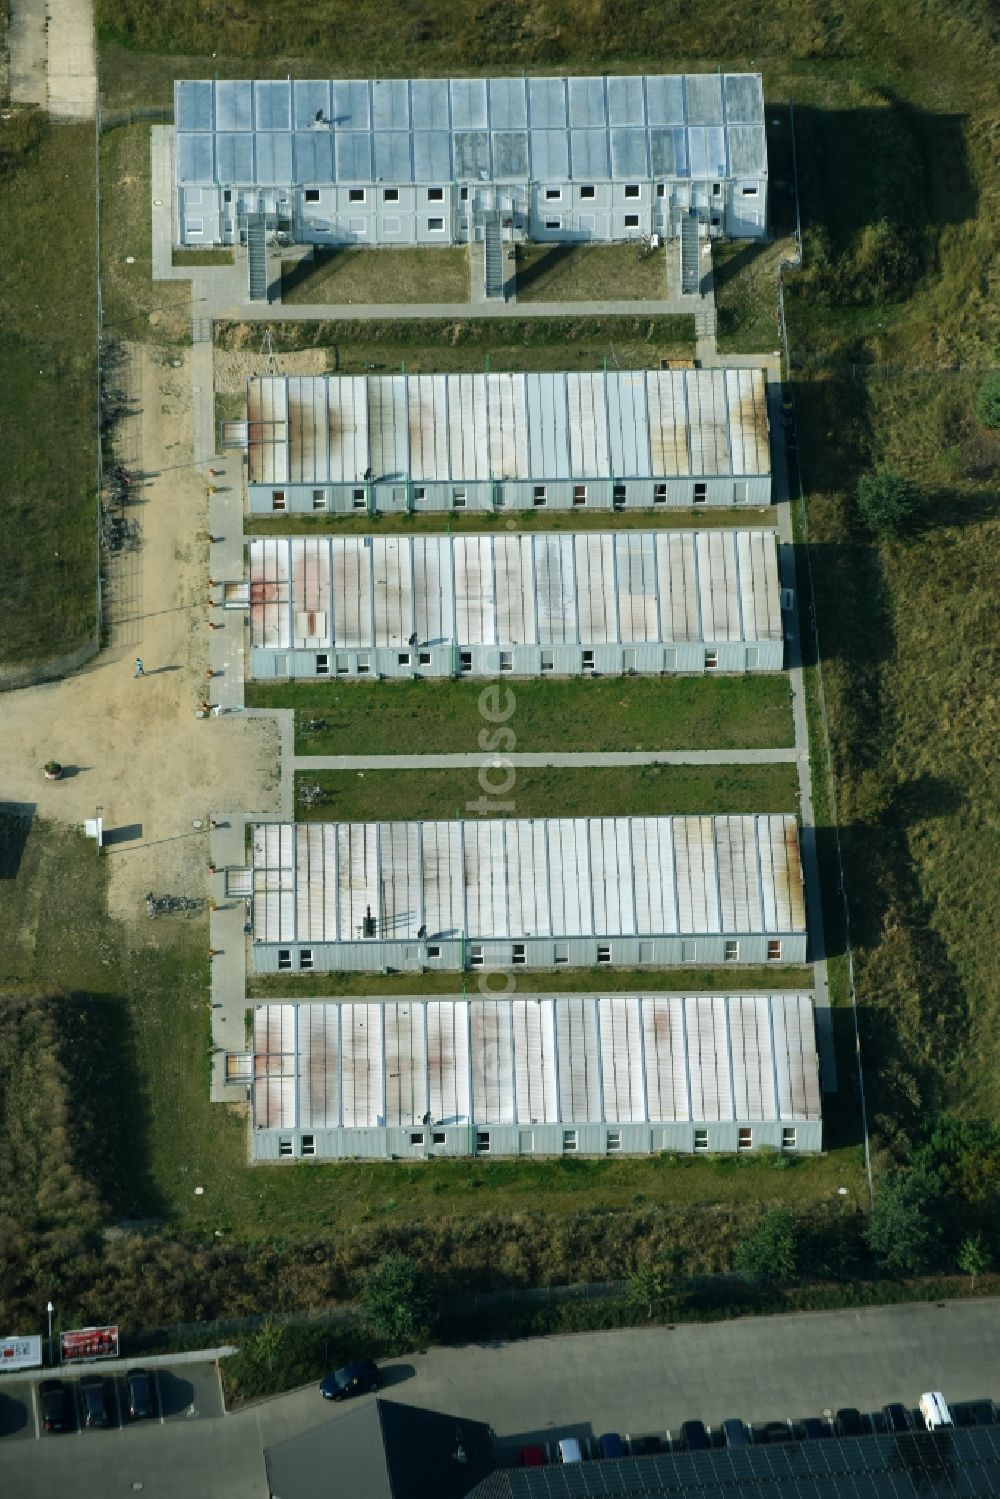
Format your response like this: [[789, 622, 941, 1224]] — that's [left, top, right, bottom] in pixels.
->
[[0, 1361, 225, 1441]]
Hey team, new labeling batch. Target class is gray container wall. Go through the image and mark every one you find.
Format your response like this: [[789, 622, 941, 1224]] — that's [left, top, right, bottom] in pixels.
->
[[248, 475, 772, 515], [249, 639, 784, 682], [251, 931, 807, 976], [251, 1117, 822, 1162]]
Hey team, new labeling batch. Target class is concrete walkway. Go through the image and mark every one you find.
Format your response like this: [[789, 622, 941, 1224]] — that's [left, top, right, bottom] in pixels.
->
[[9, 0, 97, 117], [8, 0, 47, 107], [293, 748, 798, 770]]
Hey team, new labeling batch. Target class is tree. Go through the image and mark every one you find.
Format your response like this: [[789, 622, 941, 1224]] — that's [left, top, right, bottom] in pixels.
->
[[865, 1167, 943, 1275], [626, 1261, 672, 1321], [735, 1209, 798, 1283], [975, 373, 1000, 430], [248, 1317, 284, 1372], [856, 469, 920, 534], [958, 1234, 990, 1291], [361, 1253, 436, 1348]]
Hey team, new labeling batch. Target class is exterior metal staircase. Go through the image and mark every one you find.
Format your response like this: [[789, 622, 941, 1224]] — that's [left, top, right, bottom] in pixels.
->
[[680, 212, 700, 296], [483, 213, 504, 300], [246, 214, 268, 302]]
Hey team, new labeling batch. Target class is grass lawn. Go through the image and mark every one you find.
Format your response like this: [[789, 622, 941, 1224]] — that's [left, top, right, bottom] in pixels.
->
[[216, 314, 695, 374], [99, 124, 192, 345], [247, 965, 816, 1000], [245, 508, 771, 537], [0, 116, 98, 671], [247, 676, 794, 754], [294, 763, 799, 821], [515, 243, 666, 303], [171, 247, 234, 267], [281, 246, 469, 305]]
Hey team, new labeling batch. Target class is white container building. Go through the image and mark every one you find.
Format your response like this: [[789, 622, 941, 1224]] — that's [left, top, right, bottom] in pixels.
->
[[174, 73, 767, 249], [247, 815, 807, 974], [238, 370, 771, 514], [245, 992, 822, 1160], [245, 529, 783, 680]]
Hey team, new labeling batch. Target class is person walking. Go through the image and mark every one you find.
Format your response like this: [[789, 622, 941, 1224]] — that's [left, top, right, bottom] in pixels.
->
[[134, 657, 145, 677]]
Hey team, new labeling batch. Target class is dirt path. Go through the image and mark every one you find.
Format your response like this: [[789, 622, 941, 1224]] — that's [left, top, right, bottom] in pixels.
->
[[0, 345, 279, 924]]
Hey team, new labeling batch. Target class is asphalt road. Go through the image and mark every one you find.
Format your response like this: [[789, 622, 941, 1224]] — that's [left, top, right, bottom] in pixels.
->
[[4, 1301, 1000, 1498]]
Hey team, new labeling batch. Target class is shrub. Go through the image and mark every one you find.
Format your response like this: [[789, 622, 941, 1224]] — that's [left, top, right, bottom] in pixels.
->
[[975, 374, 1000, 430], [735, 1209, 798, 1282], [856, 469, 920, 533], [361, 1252, 437, 1349], [865, 1167, 943, 1274]]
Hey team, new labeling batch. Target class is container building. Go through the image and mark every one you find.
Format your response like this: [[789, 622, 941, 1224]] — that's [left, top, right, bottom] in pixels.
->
[[245, 992, 821, 1160]]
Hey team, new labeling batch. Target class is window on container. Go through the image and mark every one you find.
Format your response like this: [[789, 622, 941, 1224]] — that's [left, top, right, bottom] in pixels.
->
[[512, 942, 526, 965], [712, 182, 722, 197], [476, 1130, 490, 1154], [554, 943, 568, 964], [597, 944, 612, 965], [470, 944, 484, 967], [767, 939, 783, 961], [312, 488, 327, 510], [704, 650, 718, 671], [397, 652, 410, 665], [540, 650, 554, 673], [315, 654, 330, 676], [301, 1134, 316, 1156], [613, 482, 626, 508], [352, 488, 366, 509], [452, 487, 467, 508], [545, 219, 560, 230], [533, 485, 547, 506], [693, 1128, 709, 1152], [392, 486, 406, 504], [277, 949, 292, 970], [607, 1130, 622, 1153], [580, 184, 595, 199], [304, 188, 321, 203], [348, 188, 365, 203], [654, 482, 667, 504], [459, 650, 472, 673], [433, 1130, 446, 1144], [624, 214, 640, 228], [545, 187, 561, 200], [418, 651, 431, 665], [335, 654, 349, 674], [724, 939, 739, 962], [383, 187, 399, 203], [563, 1130, 578, 1153], [741, 185, 759, 197], [272, 490, 286, 511], [499, 650, 513, 673], [493, 484, 505, 508], [383, 215, 401, 234], [279, 1138, 294, 1157], [693, 481, 707, 503], [223, 189, 232, 204], [427, 944, 441, 959], [573, 484, 587, 506], [298, 948, 314, 970], [734, 480, 748, 503], [782, 1126, 797, 1151], [656, 182, 665, 198], [357, 654, 371, 674], [427, 187, 444, 202], [582, 649, 595, 671], [410, 1131, 424, 1146], [413, 486, 426, 501], [460, 186, 469, 201], [624, 184, 640, 199], [186, 217, 204, 236], [681, 940, 697, 962], [428, 216, 445, 231], [738, 1127, 753, 1152]]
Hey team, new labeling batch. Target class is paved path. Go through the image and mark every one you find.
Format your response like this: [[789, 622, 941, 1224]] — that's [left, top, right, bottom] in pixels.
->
[[8, 0, 47, 106], [46, 0, 96, 118], [293, 748, 797, 770]]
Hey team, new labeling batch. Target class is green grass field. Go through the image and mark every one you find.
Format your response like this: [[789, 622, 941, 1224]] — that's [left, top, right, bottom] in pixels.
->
[[294, 762, 799, 821], [0, 116, 98, 670], [247, 676, 794, 754], [244, 508, 769, 538], [515, 243, 666, 302], [281, 246, 469, 304], [247, 965, 815, 1000], [99, 124, 191, 344]]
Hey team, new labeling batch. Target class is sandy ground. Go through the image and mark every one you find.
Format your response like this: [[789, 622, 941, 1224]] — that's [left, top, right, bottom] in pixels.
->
[[213, 347, 328, 395], [1, 344, 279, 924]]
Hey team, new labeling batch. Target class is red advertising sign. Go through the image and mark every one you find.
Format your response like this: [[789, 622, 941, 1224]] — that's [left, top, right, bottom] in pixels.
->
[[59, 1326, 119, 1362]]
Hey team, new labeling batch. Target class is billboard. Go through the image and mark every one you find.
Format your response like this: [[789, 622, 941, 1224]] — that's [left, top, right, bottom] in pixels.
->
[[0, 1336, 42, 1371], [59, 1326, 119, 1362]]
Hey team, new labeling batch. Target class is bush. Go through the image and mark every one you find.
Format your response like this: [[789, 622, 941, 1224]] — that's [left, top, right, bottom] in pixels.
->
[[975, 374, 1000, 430], [856, 469, 920, 533], [361, 1252, 437, 1349], [865, 1167, 943, 1274], [735, 1209, 798, 1282]]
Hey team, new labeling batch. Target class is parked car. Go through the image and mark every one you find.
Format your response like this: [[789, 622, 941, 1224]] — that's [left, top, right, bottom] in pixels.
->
[[126, 1368, 155, 1421], [918, 1393, 953, 1431], [681, 1420, 711, 1451], [722, 1418, 749, 1448], [598, 1432, 625, 1458], [39, 1381, 71, 1434], [80, 1376, 112, 1429], [556, 1437, 583, 1463], [758, 1420, 793, 1445], [319, 1360, 382, 1402], [883, 1403, 912, 1433], [629, 1434, 663, 1455], [800, 1417, 830, 1440], [951, 1399, 996, 1428], [518, 1445, 546, 1467], [835, 1408, 866, 1437]]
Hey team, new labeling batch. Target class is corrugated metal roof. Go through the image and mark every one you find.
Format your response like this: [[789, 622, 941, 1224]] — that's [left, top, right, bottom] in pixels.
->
[[251, 816, 805, 945], [251, 992, 820, 1132], [244, 371, 770, 485], [248, 529, 781, 652], [174, 74, 765, 186]]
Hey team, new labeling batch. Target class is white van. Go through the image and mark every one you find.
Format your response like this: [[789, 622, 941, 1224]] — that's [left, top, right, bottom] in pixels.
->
[[557, 1437, 583, 1463], [919, 1392, 953, 1430]]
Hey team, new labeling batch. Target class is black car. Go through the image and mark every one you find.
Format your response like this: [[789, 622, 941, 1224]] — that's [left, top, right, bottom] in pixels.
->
[[722, 1419, 749, 1448], [758, 1420, 793, 1445], [40, 1380, 71, 1434], [680, 1420, 711, 1451], [883, 1403, 912, 1433], [835, 1408, 866, 1437], [80, 1375, 112, 1429], [800, 1417, 830, 1440], [952, 1399, 997, 1428], [629, 1435, 663, 1455], [126, 1368, 155, 1421], [319, 1360, 381, 1401]]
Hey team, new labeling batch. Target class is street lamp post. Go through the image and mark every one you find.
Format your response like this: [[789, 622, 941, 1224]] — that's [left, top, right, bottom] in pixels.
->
[[46, 1301, 55, 1367]]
